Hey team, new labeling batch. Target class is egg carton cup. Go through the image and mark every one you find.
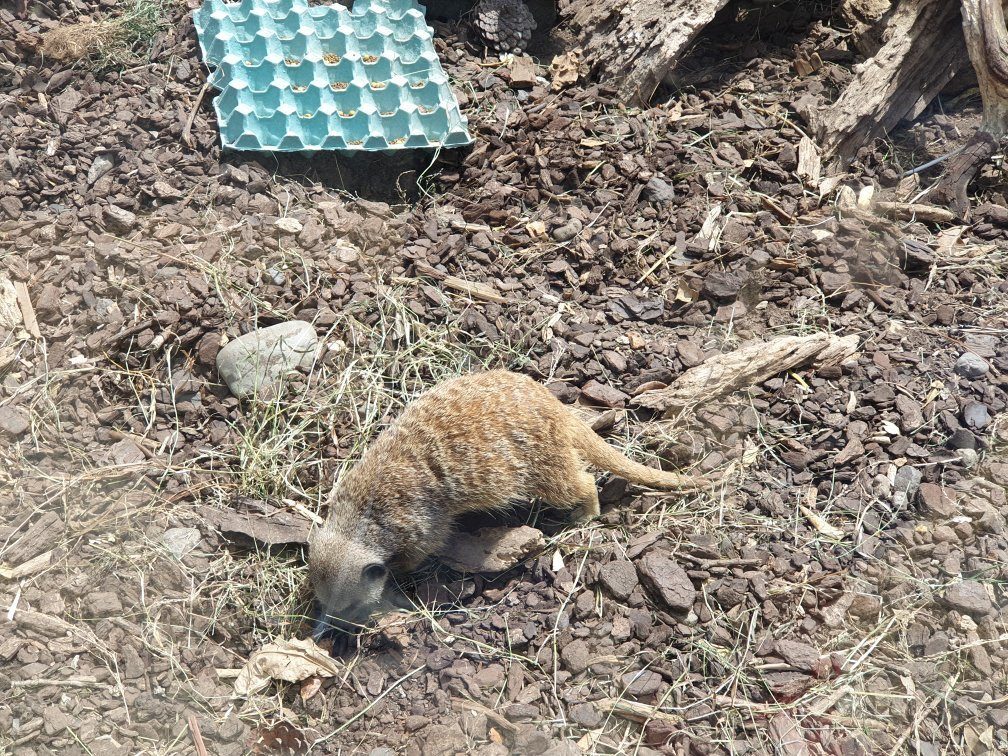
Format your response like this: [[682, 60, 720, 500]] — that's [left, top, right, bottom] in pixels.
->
[[193, 0, 473, 151]]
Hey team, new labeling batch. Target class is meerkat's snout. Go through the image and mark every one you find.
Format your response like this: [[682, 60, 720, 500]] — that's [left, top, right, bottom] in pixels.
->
[[308, 526, 392, 638]]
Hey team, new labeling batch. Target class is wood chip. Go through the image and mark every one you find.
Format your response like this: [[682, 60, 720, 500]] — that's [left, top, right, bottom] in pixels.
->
[[797, 136, 821, 187], [632, 333, 859, 415], [413, 260, 511, 304], [0, 550, 52, 580], [13, 280, 40, 338]]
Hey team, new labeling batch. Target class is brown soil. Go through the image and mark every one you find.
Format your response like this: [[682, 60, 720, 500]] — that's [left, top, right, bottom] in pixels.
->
[[1, 2, 1007, 755]]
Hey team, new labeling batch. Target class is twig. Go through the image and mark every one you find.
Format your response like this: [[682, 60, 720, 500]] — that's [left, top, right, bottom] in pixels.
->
[[13, 281, 40, 338], [452, 697, 518, 734], [875, 201, 957, 224], [188, 714, 209, 756], [182, 78, 212, 150], [596, 696, 684, 725], [10, 676, 103, 689], [679, 554, 765, 569], [901, 145, 967, 177], [411, 260, 511, 304]]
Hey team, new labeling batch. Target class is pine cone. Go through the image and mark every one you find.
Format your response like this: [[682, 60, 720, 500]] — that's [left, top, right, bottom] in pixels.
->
[[472, 0, 536, 54]]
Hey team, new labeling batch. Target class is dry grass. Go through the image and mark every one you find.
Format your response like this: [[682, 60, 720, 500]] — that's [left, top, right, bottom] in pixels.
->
[[40, 0, 173, 70]]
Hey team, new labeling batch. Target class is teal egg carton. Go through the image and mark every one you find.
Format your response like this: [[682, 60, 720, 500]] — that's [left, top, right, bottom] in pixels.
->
[[193, 0, 473, 151]]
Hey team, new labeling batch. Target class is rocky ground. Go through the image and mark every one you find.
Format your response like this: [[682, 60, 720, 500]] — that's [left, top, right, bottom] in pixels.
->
[[1, 1, 1007, 754]]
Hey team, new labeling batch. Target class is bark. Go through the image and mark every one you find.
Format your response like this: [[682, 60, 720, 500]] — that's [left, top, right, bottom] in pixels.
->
[[559, 0, 729, 106], [961, 0, 1008, 134], [929, 1, 1007, 218], [631, 334, 859, 417], [841, 0, 895, 57], [927, 131, 998, 219], [812, 0, 966, 167]]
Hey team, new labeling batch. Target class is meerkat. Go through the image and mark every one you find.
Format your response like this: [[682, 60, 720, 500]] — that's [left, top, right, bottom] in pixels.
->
[[308, 369, 707, 634]]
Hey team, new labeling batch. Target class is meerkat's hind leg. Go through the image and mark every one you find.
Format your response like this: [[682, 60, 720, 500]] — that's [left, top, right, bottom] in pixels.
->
[[569, 469, 601, 521]]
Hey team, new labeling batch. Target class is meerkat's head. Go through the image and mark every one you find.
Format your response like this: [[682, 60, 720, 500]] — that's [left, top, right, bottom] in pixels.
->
[[307, 518, 392, 636]]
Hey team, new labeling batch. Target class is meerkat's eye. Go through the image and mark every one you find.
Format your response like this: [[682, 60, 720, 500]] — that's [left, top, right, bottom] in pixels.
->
[[362, 563, 387, 582]]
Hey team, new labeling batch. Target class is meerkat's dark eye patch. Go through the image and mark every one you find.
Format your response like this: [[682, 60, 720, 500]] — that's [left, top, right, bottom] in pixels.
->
[[362, 563, 387, 582]]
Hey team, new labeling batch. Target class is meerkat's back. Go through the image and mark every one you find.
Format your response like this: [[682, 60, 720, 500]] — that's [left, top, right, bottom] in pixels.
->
[[345, 370, 701, 524]]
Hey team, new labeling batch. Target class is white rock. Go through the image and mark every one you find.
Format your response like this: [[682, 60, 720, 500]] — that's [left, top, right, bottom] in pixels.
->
[[333, 240, 361, 264], [275, 217, 303, 234], [0, 274, 22, 330], [215, 320, 317, 398], [103, 205, 137, 234], [161, 527, 201, 560], [87, 154, 114, 185]]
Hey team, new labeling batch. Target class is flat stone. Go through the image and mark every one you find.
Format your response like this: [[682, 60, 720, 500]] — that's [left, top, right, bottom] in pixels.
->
[[963, 401, 990, 430], [931, 525, 958, 543], [438, 525, 545, 573], [215, 321, 318, 399], [569, 702, 602, 728], [714, 302, 747, 322], [161, 527, 201, 560], [580, 379, 629, 408], [676, 341, 705, 368], [512, 726, 552, 755], [42, 705, 73, 736], [103, 205, 137, 234], [954, 352, 989, 379], [893, 465, 922, 496], [598, 559, 638, 600], [560, 639, 589, 674], [942, 581, 992, 617], [702, 270, 743, 301], [542, 742, 580, 756], [0, 406, 29, 436], [819, 271, 852, 297], [84, 591, 123, 618], [643, 176, 676, 202], [947, 428, 977, 450], [637, 553, 695, 612], [420, 723, 467, 756], [274, 217, 303, 234], [110, 438, 145, 466], [621, 669, 662, 696], [917, 483, 956, 518]]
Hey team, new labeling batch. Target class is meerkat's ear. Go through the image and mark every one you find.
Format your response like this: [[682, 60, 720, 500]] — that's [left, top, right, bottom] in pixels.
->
[[362, 563, 387, 581]]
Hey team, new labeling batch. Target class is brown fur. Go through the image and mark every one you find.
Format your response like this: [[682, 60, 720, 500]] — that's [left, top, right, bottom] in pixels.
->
[[308, 370, 704, 626]]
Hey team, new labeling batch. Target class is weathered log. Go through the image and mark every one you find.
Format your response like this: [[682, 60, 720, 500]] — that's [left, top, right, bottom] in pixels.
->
[[559, 0, 729, 106], [841, 0, 894, 57], [928, 1, 1008, 218], [632, 333, 859, 416], [927, 131, 998, 219], [811, 0, 966, 167], [961, 0, 1008, 134]]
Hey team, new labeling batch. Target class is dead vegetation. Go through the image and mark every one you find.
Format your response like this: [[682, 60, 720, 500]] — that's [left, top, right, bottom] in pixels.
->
[[39, 0, 171, 69]]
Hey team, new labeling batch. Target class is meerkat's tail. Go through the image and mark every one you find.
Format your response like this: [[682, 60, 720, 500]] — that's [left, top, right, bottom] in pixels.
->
[[570, 418, 711, 492]]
